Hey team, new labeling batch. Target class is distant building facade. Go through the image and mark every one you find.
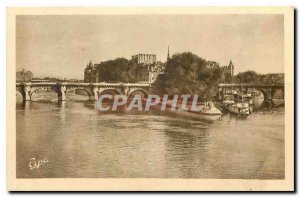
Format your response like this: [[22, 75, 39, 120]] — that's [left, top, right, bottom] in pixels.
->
[[84, 53, 166, 84], [84, 60, 98, 83], [206, 60, 234, 77], [148, 62, 165, 84], [132, 54, 156, 64], [131, 53, 165, 83]]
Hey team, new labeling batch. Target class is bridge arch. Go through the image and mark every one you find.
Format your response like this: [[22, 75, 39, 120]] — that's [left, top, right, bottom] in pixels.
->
[[66, 87, 93, 100], [30, 87, 57, 101], [16, 87, 26, 101], [254, 88, 268, 99], [218, 83, 284, 109], [128, 89, 149, 98], [16, 86, 24, 94], [30, 86, 56, 94], [99, 88, 123, 96]]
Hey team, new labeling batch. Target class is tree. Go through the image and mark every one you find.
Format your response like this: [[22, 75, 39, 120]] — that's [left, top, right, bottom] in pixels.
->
[[154, 52, 205, 95], [154, 52, 231, 99], [94, 58, 147, 83], [234, 71, 259, 84]]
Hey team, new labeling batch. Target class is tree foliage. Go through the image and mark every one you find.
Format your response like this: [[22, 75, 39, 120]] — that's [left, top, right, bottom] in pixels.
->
[[95, 58, 147, 83], [234, 71, 258, 84], [154, 52, 232, 99], [234, 71, 284, 84]]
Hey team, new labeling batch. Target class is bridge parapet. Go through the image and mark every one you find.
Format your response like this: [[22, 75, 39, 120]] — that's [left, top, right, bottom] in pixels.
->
[[16, 82, 152, 102], [218, 83, 284, 88]]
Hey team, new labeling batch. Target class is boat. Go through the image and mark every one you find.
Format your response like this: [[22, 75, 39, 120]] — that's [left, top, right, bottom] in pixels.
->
[[164, 100, 222, 122], [186, 101, 222, 121], [236, 93, 253, 113], [222, 94, 235, 110], [228, 102, 250, 118], [200, 101, 222, 115], [228, 91, 250, 117]]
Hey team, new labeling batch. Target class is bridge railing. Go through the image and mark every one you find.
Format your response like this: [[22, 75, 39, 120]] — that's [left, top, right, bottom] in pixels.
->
[[16, 82, 152, 87], [218, 83, 284, 88]]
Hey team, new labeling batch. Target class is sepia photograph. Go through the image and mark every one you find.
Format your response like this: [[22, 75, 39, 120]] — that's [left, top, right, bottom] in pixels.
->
[[7, 7, 294, 191]]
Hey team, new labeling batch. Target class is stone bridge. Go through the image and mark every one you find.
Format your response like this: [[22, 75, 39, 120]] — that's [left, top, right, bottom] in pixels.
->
[[16, 82, 152, 101], [217, 83, 285, 106]]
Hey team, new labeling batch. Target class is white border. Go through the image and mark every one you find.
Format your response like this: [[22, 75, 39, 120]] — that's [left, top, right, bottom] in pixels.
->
[[1, 0, 297, 195]]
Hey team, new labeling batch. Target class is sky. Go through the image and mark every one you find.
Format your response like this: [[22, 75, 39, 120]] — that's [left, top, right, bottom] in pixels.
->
[[16, 14, 284, 79]]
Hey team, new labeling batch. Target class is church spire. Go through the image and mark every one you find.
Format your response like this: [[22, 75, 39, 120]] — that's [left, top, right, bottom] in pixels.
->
[[167, 45, 170, 61], [229, 60, 234, 76], [89, 59, 93, 66]]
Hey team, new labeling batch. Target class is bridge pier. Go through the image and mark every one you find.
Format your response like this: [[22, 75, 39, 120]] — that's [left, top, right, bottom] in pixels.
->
[[264, 87, 275, 109], [91, 87, 99, 101], [24, 87, 31, 101], [265, 99, 275, 108], [21, 84, 32, 101], [24, 92, 31, 101], [57, 85, 67, 101]]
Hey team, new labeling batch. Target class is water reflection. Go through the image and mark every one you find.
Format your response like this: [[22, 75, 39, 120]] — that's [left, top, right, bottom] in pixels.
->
[[163, 129, 210, 178], [56, 101, 66, 122], [20, 101, 31, 109], [16, 98, 285, 179]]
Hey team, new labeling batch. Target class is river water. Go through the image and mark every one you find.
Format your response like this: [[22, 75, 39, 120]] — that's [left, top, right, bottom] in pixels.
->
[[16, 93, 285, 179]]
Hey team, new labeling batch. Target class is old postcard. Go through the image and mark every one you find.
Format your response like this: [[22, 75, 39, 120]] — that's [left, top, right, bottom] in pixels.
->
[[7, 7, 294, 191]]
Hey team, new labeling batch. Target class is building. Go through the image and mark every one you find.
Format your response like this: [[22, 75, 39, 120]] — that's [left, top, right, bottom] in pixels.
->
[[132, 54, 156, 64], [84, 52, 166, 84], [148, 62, 165, 84], [131, 53, 165, 83], [206, 60, 234, 77], [84, 60, 98, 83]]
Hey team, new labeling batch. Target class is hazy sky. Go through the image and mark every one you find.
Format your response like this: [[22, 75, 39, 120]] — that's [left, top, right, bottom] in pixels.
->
[[16, 14, 284, 79]]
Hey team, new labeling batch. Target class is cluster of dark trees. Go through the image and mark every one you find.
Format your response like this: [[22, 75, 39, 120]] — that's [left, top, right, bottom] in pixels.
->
[[234, 71, 284, 84], [154, 52, 233, 98], [94, 58, 149, 83], [154, 52, 284, 99]]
